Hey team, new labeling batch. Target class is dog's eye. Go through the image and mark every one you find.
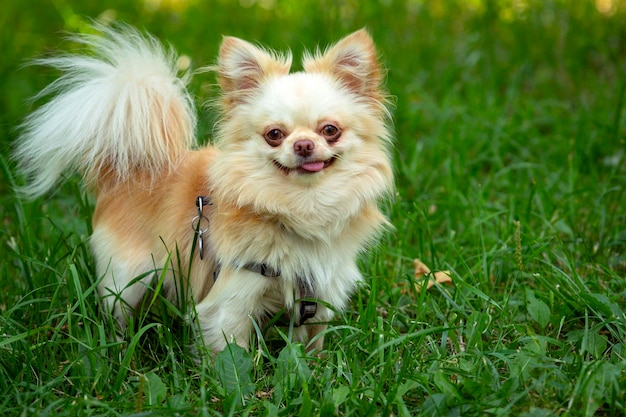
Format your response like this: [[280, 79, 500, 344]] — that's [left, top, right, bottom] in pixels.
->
[[264, 128, 285, 146], [321, 124, 341, 143]]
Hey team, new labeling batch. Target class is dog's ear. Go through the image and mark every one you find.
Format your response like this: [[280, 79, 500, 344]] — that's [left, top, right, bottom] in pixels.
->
[[218, 36, 292, 97], [303, 29, 383, 99]]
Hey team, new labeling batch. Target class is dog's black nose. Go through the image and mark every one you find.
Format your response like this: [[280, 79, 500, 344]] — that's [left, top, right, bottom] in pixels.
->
[[293, 139, 315, 157]]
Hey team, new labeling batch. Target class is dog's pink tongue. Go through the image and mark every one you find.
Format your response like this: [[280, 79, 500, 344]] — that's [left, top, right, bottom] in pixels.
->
[[300, 161, 325, 172]]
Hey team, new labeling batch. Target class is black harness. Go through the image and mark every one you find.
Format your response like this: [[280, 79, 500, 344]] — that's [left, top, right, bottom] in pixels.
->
[[195, 196, 318, 326]]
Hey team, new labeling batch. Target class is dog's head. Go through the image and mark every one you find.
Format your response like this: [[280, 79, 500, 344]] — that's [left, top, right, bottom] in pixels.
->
[[211, 30, 393, 228]]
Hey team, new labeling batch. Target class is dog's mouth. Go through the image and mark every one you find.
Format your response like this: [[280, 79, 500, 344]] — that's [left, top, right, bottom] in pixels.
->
[[273, 157, 337, 174]]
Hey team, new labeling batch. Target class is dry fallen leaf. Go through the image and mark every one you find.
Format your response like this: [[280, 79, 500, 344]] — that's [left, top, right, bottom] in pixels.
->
[[414, 259, 452, 293]]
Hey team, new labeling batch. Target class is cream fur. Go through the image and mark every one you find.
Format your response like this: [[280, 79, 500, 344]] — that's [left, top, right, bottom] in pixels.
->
[[15, 24, 393, 353]]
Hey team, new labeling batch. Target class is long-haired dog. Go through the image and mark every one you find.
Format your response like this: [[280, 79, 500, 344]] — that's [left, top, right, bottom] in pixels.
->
[[16, 24, 393, 353]]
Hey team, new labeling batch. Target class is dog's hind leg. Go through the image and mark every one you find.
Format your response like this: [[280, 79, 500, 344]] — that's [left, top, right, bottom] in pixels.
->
[[98, 270, 148, 331], [91, 226, 161, 332]]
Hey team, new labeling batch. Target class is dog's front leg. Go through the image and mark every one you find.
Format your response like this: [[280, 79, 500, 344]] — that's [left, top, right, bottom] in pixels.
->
[[193, 265, 272, 353], [293, 323, 328, 353]]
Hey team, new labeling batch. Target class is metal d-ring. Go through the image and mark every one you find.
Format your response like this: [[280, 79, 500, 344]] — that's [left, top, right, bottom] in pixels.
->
[[191, 214, 210, 260], [191, 196, 211, 260]]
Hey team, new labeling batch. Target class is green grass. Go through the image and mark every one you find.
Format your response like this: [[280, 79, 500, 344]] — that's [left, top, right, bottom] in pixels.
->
[[1, 0, 625, 415]]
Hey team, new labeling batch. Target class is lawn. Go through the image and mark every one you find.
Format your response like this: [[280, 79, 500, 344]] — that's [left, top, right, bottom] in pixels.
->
[[1, 0, 625, 416]]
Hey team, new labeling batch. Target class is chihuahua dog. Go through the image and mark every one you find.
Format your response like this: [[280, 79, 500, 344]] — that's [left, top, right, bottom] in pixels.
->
[[16, 24, 393, 353]]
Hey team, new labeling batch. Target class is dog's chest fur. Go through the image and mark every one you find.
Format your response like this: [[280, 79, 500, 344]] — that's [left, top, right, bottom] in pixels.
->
[[206, 195, 381, 312]]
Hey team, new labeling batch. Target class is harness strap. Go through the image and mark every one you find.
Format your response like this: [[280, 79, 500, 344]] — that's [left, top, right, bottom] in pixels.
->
[[298, 279, 318, 324], [242, 262, 280, 278], [195, 195, 317, 326], [213, 261, 317, 326]]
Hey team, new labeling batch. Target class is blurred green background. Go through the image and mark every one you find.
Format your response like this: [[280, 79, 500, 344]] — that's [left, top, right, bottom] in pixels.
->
[[2, 0, 624, 156]]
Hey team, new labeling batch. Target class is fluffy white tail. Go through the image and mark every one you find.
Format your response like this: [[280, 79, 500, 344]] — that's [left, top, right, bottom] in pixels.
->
[[15, 24, 197, 197]]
